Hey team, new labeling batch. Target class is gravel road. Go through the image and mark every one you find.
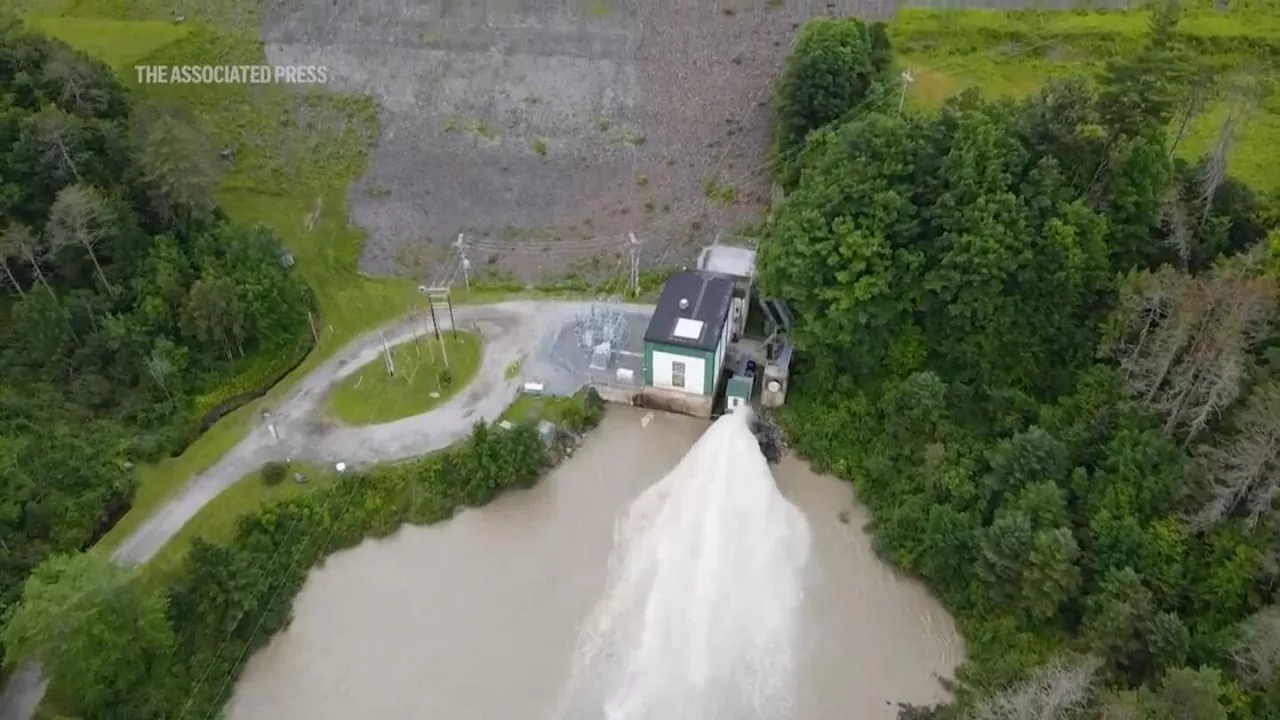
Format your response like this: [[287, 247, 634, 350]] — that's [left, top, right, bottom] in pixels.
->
[[0, 298, 654, 720]]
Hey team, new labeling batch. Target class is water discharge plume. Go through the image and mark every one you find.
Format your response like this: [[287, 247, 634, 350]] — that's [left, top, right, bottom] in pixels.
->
[[553, 407, 812, 720]]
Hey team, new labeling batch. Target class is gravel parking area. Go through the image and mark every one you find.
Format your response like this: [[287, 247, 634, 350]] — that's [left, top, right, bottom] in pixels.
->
[[262, 0, 879, 281]]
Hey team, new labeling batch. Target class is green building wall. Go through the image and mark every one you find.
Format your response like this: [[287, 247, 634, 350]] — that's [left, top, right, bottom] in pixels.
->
[[726, 374, 753, 402], [643, 341, 717, 397]]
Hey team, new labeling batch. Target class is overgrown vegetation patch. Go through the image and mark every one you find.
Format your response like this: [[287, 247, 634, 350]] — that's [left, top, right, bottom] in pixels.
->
[[0, 19, 325, 670], [889, 4, 1280, 194], [10, 1, 423, 567], [760, 6, 1280, 717]]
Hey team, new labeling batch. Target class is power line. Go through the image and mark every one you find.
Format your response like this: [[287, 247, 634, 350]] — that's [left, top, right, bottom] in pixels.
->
[[466, 234, 632, 254]]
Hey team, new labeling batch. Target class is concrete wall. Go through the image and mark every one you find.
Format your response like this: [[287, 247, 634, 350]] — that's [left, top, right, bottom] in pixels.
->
[[591, 382, 714, 419]]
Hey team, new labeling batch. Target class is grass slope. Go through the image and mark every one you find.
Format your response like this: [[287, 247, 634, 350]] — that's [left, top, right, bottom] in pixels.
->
[[27, 16, 189, 69], [327, 331, 484, 425], [891, 6, 1280, 194]]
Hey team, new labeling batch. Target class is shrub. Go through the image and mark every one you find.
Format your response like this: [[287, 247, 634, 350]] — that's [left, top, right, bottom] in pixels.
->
[[560, 402, 588, 432], [440, 367, 453, 387], [772, 18, 889, 190], [261, 461, 289, 486]]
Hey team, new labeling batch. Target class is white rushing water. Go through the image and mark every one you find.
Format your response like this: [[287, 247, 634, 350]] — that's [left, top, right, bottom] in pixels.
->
[[553, 408, 812, 720]]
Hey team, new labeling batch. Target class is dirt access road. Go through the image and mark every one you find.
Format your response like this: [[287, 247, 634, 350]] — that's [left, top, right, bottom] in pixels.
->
[[0, 299, 653, 720]]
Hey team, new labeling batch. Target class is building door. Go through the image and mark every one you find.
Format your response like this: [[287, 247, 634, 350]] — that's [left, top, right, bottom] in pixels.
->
[[671, 360, 686, 389]]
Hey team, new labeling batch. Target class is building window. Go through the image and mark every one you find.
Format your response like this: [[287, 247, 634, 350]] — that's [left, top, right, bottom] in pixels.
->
[[671, 360, 686, 389]]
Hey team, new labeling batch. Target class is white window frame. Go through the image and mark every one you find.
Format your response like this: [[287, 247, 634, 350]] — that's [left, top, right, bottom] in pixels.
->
[[671, 360, 686, 389]]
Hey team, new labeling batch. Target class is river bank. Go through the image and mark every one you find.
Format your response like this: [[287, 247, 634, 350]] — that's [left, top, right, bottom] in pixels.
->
[[223, 406, 962, 719]]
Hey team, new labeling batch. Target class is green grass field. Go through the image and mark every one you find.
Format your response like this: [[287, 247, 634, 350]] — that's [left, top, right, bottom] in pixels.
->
[[26, 16, 189, 69], [327, 331, 484, 425], [891, 6, 1280, 194]]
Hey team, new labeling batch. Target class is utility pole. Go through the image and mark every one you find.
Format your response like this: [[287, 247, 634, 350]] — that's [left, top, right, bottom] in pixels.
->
[[437, 308, 449, 369], [307, 310, 319, 344], [446, 292, 457, 340], [456, 233, 471, 292], [898, 69, 914, 116], [425, 294, 442, 344]]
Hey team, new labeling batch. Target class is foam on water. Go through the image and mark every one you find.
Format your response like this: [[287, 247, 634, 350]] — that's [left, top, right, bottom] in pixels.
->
[[553, 407, 812, 720]]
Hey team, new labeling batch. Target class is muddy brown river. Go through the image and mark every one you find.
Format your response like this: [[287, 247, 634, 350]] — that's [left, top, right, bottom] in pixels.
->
[[224, 406, 963, 719]]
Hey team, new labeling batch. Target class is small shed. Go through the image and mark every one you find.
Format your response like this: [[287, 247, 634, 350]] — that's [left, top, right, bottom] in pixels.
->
[[642, 270, 735, 397]]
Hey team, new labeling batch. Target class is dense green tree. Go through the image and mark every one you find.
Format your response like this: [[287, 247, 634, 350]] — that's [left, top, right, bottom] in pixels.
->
[[771, 18, 889, 190], [2, 553, 171, 717], [1083, 567, 1189, 682], [1097, 0, 1196, 139], [1145, 666, 1233, 720], [0, 22, 312, 670], [765, 11, 1280, 715], [761, 91, 1112, 395]]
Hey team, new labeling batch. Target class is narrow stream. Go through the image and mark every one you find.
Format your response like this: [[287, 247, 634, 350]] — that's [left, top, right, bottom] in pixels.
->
[[224, 406, 962, 719]]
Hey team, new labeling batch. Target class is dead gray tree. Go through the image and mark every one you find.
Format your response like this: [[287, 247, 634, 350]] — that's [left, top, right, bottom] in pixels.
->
[[1199, 74, 1260, 224], [1169, 68, 1215, 162], [1160, 184, 1194, 269], [146, 345, 176, 405], [1198, 109, 1239, 225], [1107, 255, 1275, 445], [1192, 383, 1280, 530], [2, 224, 53, 295], [46, 184, 116, 294], [969, 656, 1102, 720], [0, 227, 26, 298], [25, 107, 83, 182], [41, 47, 114, 117], [1231, 605, 1280, 688]]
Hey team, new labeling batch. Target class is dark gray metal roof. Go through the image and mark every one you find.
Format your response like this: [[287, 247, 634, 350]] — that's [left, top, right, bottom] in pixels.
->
[[644, 270, 735, 352]]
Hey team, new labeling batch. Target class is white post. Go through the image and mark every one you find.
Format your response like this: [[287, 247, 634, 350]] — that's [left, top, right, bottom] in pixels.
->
[[457, 233, 470, 291], [629, 232, 641, 297], [381, 331, 395, 376], [433, 302, 450, 369], [898, 69, 914, 116]]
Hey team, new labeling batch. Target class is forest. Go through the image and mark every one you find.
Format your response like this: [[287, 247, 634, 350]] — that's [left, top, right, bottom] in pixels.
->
[[760, 5, 1280, 718], [0, 19, 311, 669]]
